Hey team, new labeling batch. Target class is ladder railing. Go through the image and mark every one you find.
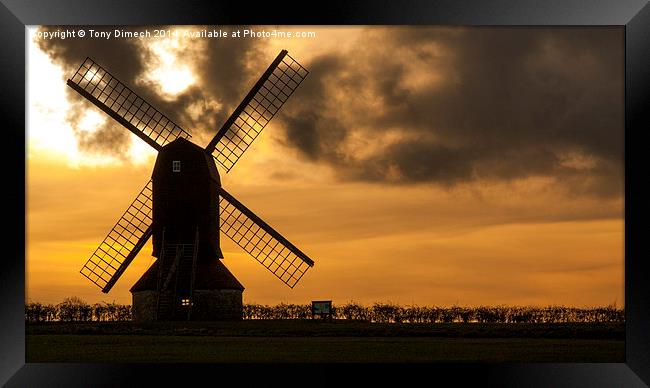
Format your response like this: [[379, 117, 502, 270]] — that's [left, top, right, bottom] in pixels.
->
[[155, 228, 166, 321], [188, 228, 199, 320], [155, 227, 199, 321]]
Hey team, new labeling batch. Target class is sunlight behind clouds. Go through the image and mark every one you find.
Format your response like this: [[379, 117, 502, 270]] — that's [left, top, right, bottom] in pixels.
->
[[27, 38, 113, 167], [27, 27, 187, 167], [27, 27, 77, 161], [139, 28, 203, 98]]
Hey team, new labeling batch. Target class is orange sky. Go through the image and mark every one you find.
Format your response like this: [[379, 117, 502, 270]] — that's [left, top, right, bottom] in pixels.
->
[[26, 26, 624, 307]]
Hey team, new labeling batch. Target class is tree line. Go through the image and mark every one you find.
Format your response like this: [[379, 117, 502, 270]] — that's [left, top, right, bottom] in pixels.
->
[[26, 298, 624, 323], [244, 303, 624, 323], [26, 297, 132, 322]]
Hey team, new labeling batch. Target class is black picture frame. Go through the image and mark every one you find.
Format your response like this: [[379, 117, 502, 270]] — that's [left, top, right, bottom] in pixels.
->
[[2, 0, 648, 386]]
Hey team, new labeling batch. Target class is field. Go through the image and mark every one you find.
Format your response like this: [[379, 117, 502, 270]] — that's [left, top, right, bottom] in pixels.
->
[[26, 320, 624, 363]]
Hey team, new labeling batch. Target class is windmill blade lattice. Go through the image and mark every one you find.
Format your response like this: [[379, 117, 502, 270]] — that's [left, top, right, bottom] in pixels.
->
[[218, 187, 314, 288], [206, 50, 308, 172], [80, 180, 154, 293], [67, 57, 192, 151]]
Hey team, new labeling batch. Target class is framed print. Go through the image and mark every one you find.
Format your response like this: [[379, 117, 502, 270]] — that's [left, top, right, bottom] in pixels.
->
[[2, 0, 649, 386]]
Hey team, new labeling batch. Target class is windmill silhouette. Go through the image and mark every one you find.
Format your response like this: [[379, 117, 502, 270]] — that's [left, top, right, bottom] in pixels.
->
[[68, 50, 314, 321]]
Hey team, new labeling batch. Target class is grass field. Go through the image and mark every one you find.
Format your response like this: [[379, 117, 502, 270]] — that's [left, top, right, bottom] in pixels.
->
[[26, 321, 624, 363]]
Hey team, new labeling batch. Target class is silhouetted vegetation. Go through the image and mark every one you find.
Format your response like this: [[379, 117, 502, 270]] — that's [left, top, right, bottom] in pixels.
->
[[25, 299, 624, 323], [244, 302, 624, 323], [25, 298, 132, 322]]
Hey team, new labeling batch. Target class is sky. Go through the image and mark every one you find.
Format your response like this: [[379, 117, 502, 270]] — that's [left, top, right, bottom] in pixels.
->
[[26, 26, 624, 307]]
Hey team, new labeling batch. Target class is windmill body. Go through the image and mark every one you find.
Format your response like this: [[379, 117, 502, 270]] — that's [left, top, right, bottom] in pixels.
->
[[130, 137, 243, 321], [150, 137, 222, 261], [71, 50, 314, 321]]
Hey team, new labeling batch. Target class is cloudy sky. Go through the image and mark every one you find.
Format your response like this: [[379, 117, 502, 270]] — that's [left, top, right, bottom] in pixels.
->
[[27, 26, 624, 307]]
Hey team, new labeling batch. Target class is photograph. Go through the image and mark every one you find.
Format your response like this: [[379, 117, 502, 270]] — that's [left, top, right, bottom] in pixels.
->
[[25, 25, 625, 363]]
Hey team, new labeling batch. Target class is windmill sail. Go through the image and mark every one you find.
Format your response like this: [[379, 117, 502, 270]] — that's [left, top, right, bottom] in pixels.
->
[[218, 187, 314, 288], [67, 57, 192, 151], [205, 50, 308, 172], [80, 180, 154, 293]]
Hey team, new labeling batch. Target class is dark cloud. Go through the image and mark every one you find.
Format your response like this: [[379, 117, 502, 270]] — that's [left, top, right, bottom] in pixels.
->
[[281, 54, 349, 162], [36, 26, 624, 198], [280, 27, 624, 197]]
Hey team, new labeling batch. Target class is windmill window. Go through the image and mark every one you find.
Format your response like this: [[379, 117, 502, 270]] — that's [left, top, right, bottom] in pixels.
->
[[181, 298, 191, 306], [172, 160, 181, 172]]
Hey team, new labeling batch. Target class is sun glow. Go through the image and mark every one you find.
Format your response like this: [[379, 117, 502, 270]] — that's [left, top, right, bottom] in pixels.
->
[[140, 29, 201, 98], [129, 134, 158, 165], [75, 109, 105, 134], [149, 66, 194, 96], [26, 43, 109, 168], [27, 29, 77, 160], [27, 26, 194, 167]]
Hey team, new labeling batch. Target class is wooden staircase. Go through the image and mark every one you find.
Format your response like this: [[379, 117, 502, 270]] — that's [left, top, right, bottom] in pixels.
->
[[155, 228, 199, 320]]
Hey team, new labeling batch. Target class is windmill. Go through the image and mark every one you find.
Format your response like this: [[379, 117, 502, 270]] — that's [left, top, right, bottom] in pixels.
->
[[68, 50, 314, 321]]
